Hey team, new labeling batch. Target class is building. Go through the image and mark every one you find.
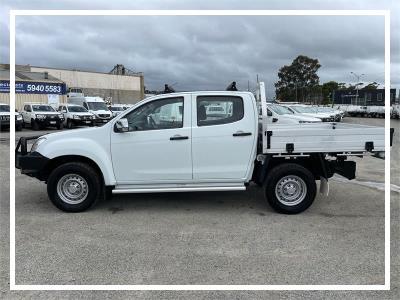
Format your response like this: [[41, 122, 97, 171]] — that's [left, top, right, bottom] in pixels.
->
[[31, 64, 144, 104], [0, 64, 67, 110], [332, 88, 396, 106], [0, 64, 145, 111]]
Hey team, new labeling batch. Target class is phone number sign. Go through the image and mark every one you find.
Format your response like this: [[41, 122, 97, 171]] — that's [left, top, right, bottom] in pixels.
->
[[0, 80, 66, 95]]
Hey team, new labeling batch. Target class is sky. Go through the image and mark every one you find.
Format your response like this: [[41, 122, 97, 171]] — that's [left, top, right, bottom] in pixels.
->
[[0, 0, 399, 98]]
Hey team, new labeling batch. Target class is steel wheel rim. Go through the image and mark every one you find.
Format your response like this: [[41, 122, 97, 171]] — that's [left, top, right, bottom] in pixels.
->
[[56, 174, 88, 205], [275, 175, 307, 206]]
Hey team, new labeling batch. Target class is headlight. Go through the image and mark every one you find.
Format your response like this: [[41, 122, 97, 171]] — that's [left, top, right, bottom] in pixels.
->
[[31, 137, 47, 152], [36, 114, 45, 119], [58, 114, 64, 118], [16, 115, 22, 120], [73, 115, 80, 120], [91, 115, 96, 119]]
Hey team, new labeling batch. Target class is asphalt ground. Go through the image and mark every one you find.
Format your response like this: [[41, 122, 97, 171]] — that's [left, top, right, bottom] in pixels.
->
[[0, 117, 399, 299]]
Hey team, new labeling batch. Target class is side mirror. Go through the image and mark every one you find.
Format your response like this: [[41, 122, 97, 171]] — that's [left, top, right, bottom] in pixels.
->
[[115, 118, 129, 132], [267, 110, 273, 117], [15, 109, 18, 112], [272, 117, 278, 123]]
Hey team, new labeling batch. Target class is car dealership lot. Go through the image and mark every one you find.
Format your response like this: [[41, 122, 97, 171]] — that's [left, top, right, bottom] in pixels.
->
[[0, 118, 399, 298]]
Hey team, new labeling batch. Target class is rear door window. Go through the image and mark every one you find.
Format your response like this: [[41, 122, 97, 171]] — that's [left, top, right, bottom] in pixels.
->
[[196, 96, 244, 126]]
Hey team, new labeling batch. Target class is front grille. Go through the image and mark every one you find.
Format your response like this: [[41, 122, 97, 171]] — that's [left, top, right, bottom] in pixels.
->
[[1, 115, 10, 121], [98, 114, 110, 118], [45, 114, 59, 119]]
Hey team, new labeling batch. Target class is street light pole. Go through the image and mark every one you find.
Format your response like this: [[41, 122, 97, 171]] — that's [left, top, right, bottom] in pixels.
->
[[350, 72, 364, 105]]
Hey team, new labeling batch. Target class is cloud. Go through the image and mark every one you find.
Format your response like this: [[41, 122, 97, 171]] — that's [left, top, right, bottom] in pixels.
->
[[1, 0, 399, 97]]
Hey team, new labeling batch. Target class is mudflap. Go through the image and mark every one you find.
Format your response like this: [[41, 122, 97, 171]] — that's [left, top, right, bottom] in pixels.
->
[[320, 177, 329, 196]]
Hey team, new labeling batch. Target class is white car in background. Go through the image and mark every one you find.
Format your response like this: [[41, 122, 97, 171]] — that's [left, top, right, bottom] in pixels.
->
[[0, 103, 23, 131], [314, 106, 344, 122], [266, 104, 322, 124], [58, 104, 96, 129], [109, 104, 128, 117], [391, 104, 400, 119], [68, 96, 113, 124], [21, 103, 64, 130], [284, 105, 335, 122]]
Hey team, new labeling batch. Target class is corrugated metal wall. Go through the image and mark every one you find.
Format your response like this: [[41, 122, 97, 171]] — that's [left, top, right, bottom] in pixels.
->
[[0, 93, 67, 111], [31, 67, 142, 91]]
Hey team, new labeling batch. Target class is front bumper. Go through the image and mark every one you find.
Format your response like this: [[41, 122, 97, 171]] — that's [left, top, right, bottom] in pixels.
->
[[71, 118, 94, 126], [15, 136, 49, 179], [36, 117, 64, 127], [94, 118, 112, 124], [0, 118, 23, 127]]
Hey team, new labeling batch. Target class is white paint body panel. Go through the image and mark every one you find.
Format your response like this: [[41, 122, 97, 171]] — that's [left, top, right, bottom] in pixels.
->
[[262, 122, 385, 154], [191, 92, 258, 180], [110, 94, 192, 183]]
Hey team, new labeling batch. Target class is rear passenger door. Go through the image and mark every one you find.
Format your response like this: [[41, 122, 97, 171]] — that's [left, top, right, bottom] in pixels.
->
[[191, 94, 257, 180]]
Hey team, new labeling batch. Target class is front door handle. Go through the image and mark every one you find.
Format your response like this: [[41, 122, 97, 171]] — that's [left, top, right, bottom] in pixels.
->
[[233, 131, 252, 137], [170, 135, 189, 140]]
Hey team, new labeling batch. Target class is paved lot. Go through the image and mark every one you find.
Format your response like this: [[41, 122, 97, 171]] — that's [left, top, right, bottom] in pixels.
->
[[0, 118, 399, 299]]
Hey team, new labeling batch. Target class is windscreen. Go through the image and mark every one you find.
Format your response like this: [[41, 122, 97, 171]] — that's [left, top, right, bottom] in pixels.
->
[[111, 106, 124, 111], [32, 105, 55, 112], [0, 105, 10, 112], [269, 105, 294, 115], [87, 102, 108, 111], [68, 105, 88, 112], [290, 106, 317, 113]]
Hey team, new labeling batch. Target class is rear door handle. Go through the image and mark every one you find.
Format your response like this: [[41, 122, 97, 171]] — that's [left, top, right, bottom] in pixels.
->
[[233, 131, 252, 137], [170, 135, 189, 140]]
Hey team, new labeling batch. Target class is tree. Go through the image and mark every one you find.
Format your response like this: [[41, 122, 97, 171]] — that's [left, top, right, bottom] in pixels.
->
[[321, 81, 339, 104], [275, 55, 321, 101]]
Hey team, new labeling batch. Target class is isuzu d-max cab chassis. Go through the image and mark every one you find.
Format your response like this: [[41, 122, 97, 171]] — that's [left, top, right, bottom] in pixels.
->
[[15, 82, 393, 214]]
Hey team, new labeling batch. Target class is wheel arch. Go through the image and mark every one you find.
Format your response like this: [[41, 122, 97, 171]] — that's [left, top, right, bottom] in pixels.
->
[[40, 155, 112, 186], [254, 153, 333, 185]]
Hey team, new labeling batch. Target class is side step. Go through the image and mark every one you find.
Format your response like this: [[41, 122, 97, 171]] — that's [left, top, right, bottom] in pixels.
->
[[112, 186, 246, 194]]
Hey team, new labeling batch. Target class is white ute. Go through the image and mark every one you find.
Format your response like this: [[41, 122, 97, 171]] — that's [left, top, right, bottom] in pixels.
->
[[58, 104, 96, 129], [15, 82, 393, 214]]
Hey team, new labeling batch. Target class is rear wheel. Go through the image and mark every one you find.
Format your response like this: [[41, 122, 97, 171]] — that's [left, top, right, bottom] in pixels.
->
[[264, 163, 316, 214], [47, 162, 102, 212]]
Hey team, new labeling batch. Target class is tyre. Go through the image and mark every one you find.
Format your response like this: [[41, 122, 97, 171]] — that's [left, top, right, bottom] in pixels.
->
[[31, 119, 39, 130], [57, 123, 64, 130], [66, 119, 73, 129], [47, 162, 102, 212], [16, 124, 22, 131], [264, 163, 317, 214]]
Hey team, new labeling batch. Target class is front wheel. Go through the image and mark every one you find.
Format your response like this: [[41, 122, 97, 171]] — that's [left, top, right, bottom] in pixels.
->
[[16, 124, 22, 131], [47, 162, 102, 212], [264, 163, 316, 214]]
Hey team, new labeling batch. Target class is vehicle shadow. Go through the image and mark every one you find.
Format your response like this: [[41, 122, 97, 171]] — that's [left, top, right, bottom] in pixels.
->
[[95, 184, 274, 214]]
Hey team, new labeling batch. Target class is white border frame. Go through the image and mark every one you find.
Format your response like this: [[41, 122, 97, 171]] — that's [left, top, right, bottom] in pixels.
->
[[9, 9, 391, 291]]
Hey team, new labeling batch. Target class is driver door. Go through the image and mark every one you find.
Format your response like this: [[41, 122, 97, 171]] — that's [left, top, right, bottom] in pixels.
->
[[110, 95, 192, 184]]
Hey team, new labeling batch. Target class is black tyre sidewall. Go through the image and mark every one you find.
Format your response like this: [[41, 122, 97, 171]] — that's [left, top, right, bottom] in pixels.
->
[[67, 119, 73, 129], [47, 163, 101, 212], [32, 119, 39, 130], [264, 163, 316, 214]]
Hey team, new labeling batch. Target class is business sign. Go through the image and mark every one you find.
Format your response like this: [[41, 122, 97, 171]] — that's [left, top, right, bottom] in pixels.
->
[[0, 80, 66, 95]]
